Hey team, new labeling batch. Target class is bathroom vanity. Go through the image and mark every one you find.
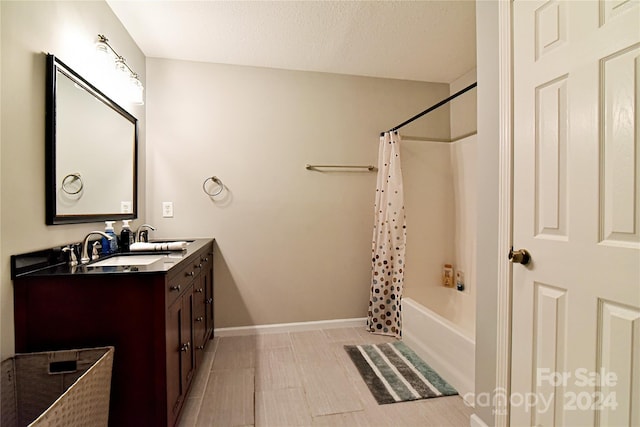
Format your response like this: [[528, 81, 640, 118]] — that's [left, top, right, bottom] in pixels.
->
[[12, 238, 214, 427]]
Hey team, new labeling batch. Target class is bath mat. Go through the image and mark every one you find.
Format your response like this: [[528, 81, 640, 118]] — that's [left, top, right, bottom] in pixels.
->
[[344, 342, 457, 405]]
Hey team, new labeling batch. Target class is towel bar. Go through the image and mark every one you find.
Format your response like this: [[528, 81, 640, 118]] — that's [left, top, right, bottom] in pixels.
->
[[305, 164, 376, 171]]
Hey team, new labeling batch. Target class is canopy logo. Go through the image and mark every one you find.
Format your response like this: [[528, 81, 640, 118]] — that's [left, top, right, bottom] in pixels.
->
[[464, 369, 619, 415]]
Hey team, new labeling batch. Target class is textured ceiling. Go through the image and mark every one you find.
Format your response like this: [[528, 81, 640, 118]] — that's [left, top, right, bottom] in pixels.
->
[[107, 0, 476, 84]]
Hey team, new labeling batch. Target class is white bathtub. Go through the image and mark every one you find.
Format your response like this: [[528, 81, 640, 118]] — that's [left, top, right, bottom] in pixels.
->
[[402, 297, 475, 403]]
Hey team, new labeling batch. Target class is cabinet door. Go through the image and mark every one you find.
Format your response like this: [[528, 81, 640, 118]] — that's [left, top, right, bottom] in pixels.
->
[[203, 252, 214, 337], [167, 288, 195, 426], [166, 297, 183, 425], [182, 288, 195, 390], [193, 273, 207, 367]]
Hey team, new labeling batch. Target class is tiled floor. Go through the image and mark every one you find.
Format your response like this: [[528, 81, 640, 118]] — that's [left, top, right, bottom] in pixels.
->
[[178, 327, 473, 427]]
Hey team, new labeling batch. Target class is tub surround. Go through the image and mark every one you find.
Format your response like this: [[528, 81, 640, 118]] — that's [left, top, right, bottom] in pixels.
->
[[12, 238, 214, 427], [402, 297, 475, 403]]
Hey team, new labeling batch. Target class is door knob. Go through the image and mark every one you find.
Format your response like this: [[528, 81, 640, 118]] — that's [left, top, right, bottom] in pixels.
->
[[509, 247, 531, 265]]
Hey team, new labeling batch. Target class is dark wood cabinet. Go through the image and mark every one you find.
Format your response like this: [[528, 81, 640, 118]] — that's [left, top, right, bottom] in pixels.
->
[[166, 286, 195, 425], [13, 239, 214, 427], [194, 251, 213, 368]]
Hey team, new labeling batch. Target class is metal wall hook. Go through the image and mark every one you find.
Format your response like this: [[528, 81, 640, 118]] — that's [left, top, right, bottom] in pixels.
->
[[203, 176, 224, 196]]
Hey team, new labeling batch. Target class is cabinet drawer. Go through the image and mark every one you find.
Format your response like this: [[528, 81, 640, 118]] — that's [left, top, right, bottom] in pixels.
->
[[192, 249, 211, 275], [166, 262, 198, 306], [199, 251, 213, 269]]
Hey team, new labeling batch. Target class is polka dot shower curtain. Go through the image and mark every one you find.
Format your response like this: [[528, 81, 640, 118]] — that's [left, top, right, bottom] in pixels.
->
[[366, 131, 406, 338]]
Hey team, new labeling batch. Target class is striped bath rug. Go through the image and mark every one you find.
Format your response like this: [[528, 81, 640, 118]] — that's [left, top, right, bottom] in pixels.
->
[[344, 341, 457, 405]]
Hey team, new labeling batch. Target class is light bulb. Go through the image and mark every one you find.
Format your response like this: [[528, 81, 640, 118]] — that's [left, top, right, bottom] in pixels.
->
[[114, 57, 128, 74], [95, 41, 109, 55], [130, 76, 144, 105], [93, 34, 144, 105], [95, 35, 111, 58]]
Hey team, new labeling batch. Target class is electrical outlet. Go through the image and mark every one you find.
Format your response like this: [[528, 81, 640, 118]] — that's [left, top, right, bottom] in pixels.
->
[[121, 201, 132, 213], [162, 202, 174, 218]]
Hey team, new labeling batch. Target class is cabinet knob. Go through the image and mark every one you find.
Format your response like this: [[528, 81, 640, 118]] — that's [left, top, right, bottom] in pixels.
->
[[206, 298, 213, 305], [180, 342, 190, 352], [196, 316, 204, 322], [196, 345, 205, 350], [170, 285, 181, 292], [186, 271, 195, 277], [195, 288, 204, 293], [196, 263, 203, 268]]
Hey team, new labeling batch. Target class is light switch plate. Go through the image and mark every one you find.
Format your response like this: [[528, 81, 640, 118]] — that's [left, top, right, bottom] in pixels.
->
[[162, 202, 174, 218]]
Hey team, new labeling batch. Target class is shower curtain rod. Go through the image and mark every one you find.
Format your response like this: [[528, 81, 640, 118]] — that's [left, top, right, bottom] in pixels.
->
[[382, 82, 477, 135]]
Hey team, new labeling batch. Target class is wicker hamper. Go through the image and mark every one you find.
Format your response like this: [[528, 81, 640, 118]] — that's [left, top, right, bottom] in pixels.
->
[[1, 346, 114, 427]]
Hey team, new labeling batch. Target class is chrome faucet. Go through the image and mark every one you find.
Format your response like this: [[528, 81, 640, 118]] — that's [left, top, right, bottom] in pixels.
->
[[62, 245, 78, 267], [136, 224, 156, 243], [91, 241, 102, 260], [81, 231, 112, 264]]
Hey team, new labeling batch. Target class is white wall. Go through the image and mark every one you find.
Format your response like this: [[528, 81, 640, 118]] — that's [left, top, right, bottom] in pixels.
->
[[450, 68, 478, 140], [449, 69, 477, 338], [450, 136, 477, 334], [0, 1, 146, 359], [145, 57, 451, 328], [475, 1, 501, 425], [402, 139, 455, 318]]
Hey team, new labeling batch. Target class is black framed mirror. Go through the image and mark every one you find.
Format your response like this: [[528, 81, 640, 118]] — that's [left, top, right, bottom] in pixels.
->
[[45, 54, 138, 224]]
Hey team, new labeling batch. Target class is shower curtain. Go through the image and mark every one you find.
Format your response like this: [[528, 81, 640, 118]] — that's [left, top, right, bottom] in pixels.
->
[[366, 131, 406, 338]]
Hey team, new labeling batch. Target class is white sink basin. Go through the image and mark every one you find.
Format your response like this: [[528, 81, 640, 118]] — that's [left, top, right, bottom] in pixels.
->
[[90, 254, 165, 267]]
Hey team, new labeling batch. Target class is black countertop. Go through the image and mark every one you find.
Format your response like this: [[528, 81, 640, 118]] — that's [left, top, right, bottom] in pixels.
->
[[11, 238, 213, 278]]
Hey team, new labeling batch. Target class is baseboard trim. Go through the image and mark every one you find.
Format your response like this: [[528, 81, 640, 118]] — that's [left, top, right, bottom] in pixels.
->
[[214, 317, 367, 336]]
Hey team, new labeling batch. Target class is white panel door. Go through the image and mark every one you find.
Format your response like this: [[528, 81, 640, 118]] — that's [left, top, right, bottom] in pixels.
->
[[511, 1, 640, 426]]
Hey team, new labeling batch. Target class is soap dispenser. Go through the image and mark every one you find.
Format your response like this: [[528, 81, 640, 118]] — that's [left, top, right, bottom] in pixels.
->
[[121, 220, 134, 252], [102, 221, 118, 255]]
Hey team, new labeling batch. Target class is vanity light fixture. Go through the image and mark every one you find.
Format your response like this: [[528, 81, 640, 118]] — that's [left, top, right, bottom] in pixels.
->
[[95, 34, 144, 105]]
